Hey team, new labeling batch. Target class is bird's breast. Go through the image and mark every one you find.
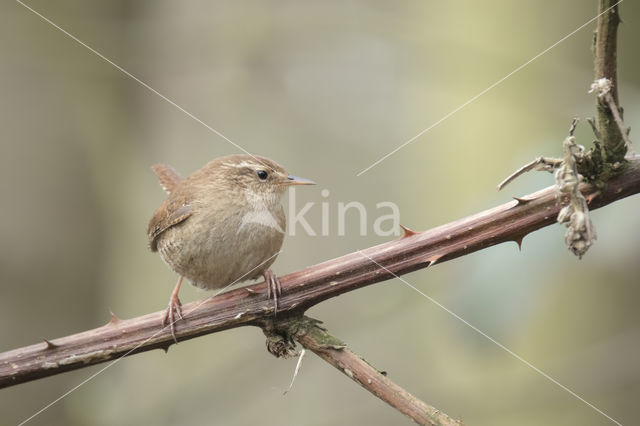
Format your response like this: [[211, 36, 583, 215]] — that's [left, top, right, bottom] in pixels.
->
[[156, 203, 286, 290]]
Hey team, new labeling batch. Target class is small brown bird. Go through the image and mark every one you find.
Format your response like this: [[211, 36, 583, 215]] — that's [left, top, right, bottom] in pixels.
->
[[147, 154, 314, 341]]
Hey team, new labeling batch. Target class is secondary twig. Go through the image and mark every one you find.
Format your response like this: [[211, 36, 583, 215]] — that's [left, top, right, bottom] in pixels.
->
[[496, 156, 562, 190], [594, 0, 627, 163], [589, 78, 632, 153], [273, 316, 462, 426], [604, 91, 632, 151], [2, 156, 640, 389]]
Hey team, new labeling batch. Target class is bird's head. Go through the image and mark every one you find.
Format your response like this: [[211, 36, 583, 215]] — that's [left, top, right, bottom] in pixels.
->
[[214, 154, 315, 201]]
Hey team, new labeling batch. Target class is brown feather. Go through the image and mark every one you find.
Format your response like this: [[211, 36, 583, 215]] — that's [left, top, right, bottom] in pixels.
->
[[147, 197, 193, 251], [152, 164, 183, 195]]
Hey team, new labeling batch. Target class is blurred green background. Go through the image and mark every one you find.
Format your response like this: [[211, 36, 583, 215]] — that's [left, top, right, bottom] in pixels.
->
[[2, 1, 639, 425]]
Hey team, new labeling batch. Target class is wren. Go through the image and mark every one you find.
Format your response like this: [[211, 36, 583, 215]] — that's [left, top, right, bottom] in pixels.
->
[[147, 154, 315, 341]]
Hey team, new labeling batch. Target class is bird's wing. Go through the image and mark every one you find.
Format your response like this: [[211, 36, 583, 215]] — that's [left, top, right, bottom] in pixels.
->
[[147, 195, 193, 251], [152, 164, 184, 195]]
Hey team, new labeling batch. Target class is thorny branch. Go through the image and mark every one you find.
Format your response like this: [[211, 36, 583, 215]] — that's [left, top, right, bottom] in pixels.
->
[[2, 156, 640, 389], [262, 316, 462, 426]]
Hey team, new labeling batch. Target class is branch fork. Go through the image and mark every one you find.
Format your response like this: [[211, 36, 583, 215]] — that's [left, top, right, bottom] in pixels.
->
[[499, 120, 597, 258], [261, 315, 463, 426]]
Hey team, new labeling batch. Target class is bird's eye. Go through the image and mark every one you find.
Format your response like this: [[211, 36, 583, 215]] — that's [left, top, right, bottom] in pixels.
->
[[257, 170, 268, 180]]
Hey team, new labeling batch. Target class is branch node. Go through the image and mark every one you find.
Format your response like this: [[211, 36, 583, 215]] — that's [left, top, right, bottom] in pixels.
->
[[588, 77, 612, 98], [261, 316, 341, 359], [500, 120, 598, 258], [265, 332, 299, 359]]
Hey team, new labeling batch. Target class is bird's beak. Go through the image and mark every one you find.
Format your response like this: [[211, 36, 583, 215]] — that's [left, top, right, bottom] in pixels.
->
[[285, 175, 316, 186]]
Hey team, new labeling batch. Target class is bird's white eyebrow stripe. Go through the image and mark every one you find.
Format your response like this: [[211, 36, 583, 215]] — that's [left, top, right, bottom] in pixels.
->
[[222, 161, 259, 168], [222, 161, 275, 171]]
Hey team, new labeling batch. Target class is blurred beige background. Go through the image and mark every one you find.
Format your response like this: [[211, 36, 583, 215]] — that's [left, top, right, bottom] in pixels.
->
[[2, 1, 639, 425]]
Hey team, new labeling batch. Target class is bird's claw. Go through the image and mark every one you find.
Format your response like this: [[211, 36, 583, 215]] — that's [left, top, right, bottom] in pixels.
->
[[163, 295, 183, 343], [263, 269, 282, 314]]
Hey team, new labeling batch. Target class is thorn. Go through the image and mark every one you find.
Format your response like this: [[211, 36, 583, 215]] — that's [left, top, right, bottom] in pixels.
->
[[42, 338, 58, 350], [245, 287, 259, 295], [160, 344, 171, 354], [514, 236, 524, 251], [513, 196, 532, 206], [426, 254, 443, 266], [585, 191, 600, 205], [399, 225, 419, 239], [108, 311, 121, 326]]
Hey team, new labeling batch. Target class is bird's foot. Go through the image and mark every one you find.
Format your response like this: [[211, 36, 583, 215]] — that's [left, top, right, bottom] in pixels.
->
[[263, 269, 282, 314], [163, 295, 183, 343], [163, 276, 184, 343]]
